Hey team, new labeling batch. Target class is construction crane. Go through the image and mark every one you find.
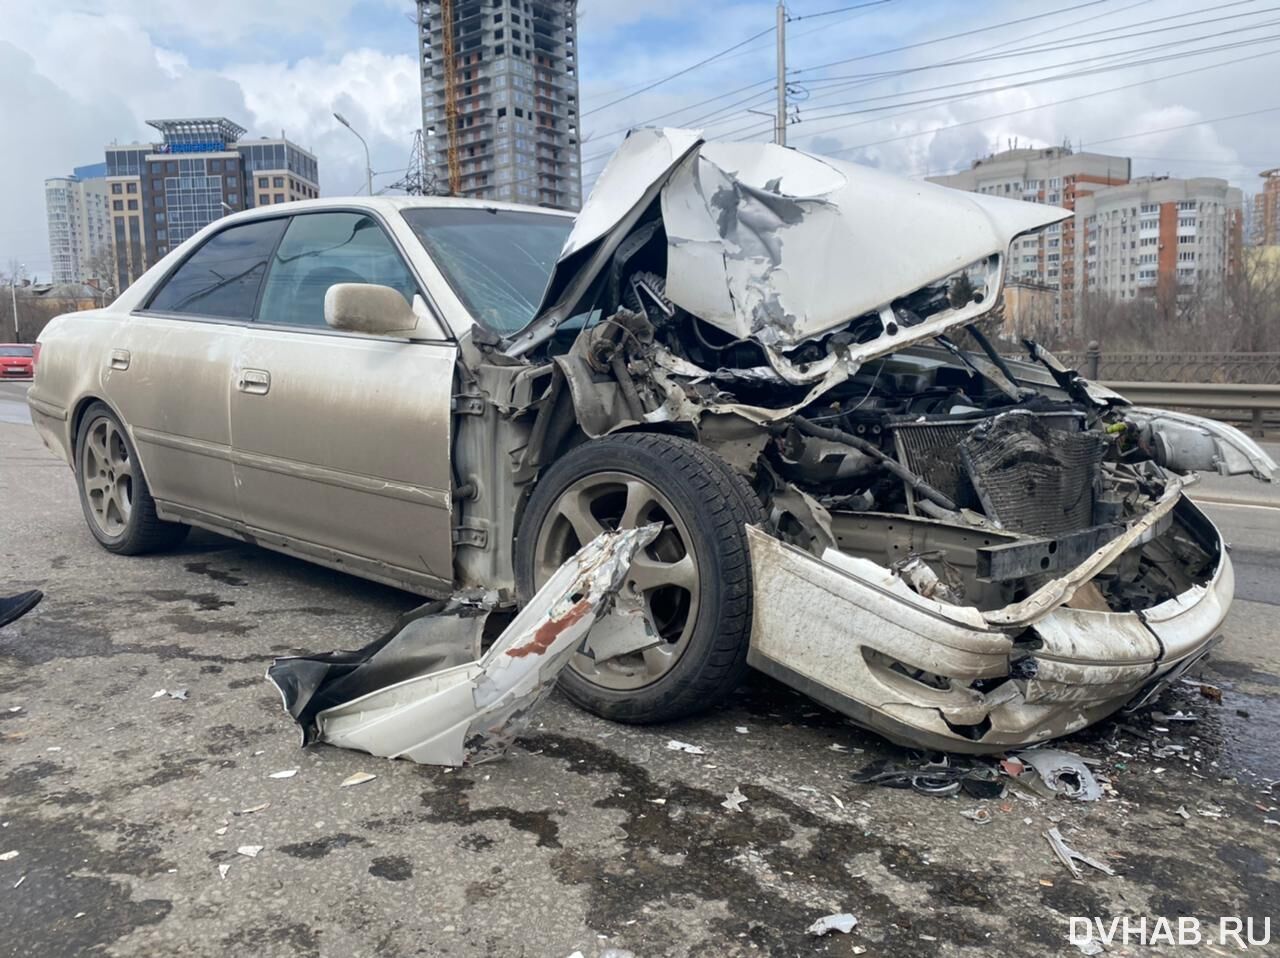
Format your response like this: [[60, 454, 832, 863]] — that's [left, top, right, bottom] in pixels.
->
[[440, 0, 462, 195]]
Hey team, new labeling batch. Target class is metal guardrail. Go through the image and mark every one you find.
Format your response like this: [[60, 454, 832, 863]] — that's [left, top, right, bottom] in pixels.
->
[[1058, 349, 1280, 385], [1102, 381, 1280, 437]]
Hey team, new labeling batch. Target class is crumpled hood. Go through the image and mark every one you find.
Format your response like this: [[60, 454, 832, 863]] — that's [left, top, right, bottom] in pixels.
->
[[516, 128, 1070, 355]]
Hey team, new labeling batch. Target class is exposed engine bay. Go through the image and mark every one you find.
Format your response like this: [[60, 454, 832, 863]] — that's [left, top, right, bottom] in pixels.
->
[[444, 128, 1274, 751]]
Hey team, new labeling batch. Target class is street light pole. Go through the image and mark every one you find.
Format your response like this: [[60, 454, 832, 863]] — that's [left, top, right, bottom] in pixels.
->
[[333, 112, 374, 196], [9, 263, 24, 342]]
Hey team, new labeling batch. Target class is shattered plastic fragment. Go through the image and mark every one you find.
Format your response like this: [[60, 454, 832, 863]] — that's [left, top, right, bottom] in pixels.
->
[[807, 913, 858, 937], [1010, 750, 1103, 801], [236, 845, 263, 858], [168, 688, 188, 701], [1175, 805, 1191, 820], [1072, 940, 1104, 956], [267, 526, 660, 767], [666, 740, 707, 755], [0, 850, 17, 861], [268, 769, 298, 779], [218, 864, 231, 880], [1043, 827, 1115, 879], [237, 803, 270, 815], [340, 772, 377, 788], [960, 807, 993, 825], [721, 787, 748, 812]]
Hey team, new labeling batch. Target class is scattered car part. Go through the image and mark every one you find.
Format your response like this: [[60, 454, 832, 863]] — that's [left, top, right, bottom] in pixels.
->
[[807, 914, 858, 937], [1010, 749, 1104, 801], [1044, 827, 1116, 879], [268, 526, 659, 767]]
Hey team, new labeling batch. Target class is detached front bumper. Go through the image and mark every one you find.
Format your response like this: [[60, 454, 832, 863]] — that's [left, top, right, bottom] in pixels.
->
[[744, 495, 1231, 753]]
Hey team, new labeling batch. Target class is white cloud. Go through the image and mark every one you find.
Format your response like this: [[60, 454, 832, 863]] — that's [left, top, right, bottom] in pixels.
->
[[0, 3, 421, 276]]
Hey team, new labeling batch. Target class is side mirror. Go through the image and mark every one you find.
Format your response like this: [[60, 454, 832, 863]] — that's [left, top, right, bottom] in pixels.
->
[[324, 283, 418, 336]]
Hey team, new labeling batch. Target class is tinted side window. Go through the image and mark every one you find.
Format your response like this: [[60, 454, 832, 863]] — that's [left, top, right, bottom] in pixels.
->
[[257, 213, 418, 328], [146, 218, 287, 319]]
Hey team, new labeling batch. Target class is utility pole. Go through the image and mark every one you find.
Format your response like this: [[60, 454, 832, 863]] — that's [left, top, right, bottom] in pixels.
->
[[775, 2, 787, 146]]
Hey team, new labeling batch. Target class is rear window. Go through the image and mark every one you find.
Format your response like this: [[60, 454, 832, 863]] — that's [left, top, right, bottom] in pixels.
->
[[0, 345, 33, 357], [401, 208, 571, 336]]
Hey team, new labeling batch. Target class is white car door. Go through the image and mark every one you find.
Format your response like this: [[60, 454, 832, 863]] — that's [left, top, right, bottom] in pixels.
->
[[228, 209, 456, 593]]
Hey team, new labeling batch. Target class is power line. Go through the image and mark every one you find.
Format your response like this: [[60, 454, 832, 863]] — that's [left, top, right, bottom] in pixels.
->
[[582, 25, 776, 118], [1085, 105, 1280, 147], [793, 0, 1115, 75], [796, 0, 1269, 89], [731, 0, 1161, 140], [821, 46, 1280, 155], [787, 0, 894, 22], [788, 27, 1280, 127]]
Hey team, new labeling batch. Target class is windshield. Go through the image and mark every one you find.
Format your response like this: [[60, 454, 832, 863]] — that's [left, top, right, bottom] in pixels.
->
[[402, 207, 573, 336], [0, 345, 33, 357]]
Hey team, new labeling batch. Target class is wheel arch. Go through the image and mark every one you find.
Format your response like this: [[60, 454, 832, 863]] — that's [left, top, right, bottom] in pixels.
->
[[69, 395, 157, 492]]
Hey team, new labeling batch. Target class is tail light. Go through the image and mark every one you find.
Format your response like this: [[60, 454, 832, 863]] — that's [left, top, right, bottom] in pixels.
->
[[31, 343, 41, 366]]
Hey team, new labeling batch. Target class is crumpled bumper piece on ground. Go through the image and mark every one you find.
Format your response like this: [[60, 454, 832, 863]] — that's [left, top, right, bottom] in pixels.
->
[[267, 524, 660, 766], [743, 508, 1231, 753]]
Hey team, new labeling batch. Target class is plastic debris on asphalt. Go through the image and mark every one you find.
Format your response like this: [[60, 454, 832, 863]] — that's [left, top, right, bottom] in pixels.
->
[[340, 772, 377, 788], [236, 845, 263, 858], [960, 807, 993, 824], [218, 864, 231, 880], [1008, 749, 1104, 801], [269, 769, 298, 779], [1044, 827, 1116, 879], [807, 913, 858, 937], [666, 740, 706, 755], [237, 803, 270, 815], [721, 787, 748, 812], [851, 754, 1003, 797]]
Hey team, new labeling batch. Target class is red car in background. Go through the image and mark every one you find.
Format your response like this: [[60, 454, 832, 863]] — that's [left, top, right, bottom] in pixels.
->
[[0, 344, 36, 379]]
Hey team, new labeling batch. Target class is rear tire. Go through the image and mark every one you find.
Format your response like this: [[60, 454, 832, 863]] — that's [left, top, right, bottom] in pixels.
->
[[515, 432, 763, 723], [74, 402, 189, 555]]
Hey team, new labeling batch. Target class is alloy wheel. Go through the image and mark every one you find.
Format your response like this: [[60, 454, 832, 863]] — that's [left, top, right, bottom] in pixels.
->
[[532, 471, 700, 690], [80, 415, 134, 537]]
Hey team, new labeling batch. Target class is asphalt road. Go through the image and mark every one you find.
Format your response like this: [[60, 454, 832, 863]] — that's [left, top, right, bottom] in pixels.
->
[[2, 380, 1279, 958]]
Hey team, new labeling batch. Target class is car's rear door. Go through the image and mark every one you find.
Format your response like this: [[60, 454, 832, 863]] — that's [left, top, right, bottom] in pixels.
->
[[228, 209, 456, 592], [110, 217, 288, 522]]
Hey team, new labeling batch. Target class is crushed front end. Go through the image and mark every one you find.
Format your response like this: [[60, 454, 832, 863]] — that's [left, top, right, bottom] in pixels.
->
[[463, 128, 1274, 751]]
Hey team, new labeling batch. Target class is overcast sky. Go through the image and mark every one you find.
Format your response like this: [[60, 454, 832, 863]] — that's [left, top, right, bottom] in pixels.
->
[[3, 0, 1278, 278]]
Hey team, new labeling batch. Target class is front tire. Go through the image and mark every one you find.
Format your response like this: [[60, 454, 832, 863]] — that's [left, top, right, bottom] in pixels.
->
[[515, 432, 763, 723], [74, 402, 189, 555]]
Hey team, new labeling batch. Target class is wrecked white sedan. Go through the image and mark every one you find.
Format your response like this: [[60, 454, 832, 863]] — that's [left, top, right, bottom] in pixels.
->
[[31, 128, 1274, 753]]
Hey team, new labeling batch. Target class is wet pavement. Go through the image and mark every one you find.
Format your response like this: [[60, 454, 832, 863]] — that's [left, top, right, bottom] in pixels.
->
[[2, 404, 1279, 957]]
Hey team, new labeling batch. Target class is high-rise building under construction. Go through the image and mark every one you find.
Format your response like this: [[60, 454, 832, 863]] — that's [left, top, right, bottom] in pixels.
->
[[416, 0, 583, 210]]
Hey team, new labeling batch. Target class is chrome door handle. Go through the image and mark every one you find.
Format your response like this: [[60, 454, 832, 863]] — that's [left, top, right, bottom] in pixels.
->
[[109, 349, 130, 370], [237, 369, 271, 395]]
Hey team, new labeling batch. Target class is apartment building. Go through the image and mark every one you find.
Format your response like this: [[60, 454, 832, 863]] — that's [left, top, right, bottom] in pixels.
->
[[102, 118, 319, 290], [44, 163, 112, 285], [1256, 168, 1280, 246], [927, 146, 1131, 324], [417, 0, 583, 210], [1076, 176, 1244, 304]]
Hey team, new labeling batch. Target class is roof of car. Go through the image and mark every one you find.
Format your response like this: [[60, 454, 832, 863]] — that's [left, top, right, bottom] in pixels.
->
[[219, 195, 576, 226]]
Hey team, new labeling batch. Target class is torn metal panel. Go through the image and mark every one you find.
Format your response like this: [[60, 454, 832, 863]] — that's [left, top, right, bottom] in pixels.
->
[[745, 509, 1229, 752], [268, 525, 659, 766], [511, 128, 1068, 359], [662, 140, 1067, 351]]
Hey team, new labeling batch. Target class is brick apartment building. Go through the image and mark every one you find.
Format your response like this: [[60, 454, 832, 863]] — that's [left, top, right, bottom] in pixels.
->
[[1075, 176, 1244, 306], [1256, 168, 1280, 246], [927, 146, 1132, 325]]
